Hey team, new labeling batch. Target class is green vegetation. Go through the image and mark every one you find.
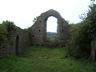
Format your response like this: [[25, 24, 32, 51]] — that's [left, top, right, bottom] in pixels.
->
[[46, 32, 58, 43], [1, 1, 96, 72], [0, 20, 17, 44], [0, 46, 96, 72], [32, 16, 38, 23], [67, 1, 96, 58]]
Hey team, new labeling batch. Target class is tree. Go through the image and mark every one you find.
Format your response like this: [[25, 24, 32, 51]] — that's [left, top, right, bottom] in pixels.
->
[[0, 20, 17, 45], [67, 1, 96, 59]]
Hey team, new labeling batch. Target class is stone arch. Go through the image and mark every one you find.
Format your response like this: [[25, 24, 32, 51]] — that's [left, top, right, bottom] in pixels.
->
[[30, 9, 70, 46], [42, 10, 62, 41]]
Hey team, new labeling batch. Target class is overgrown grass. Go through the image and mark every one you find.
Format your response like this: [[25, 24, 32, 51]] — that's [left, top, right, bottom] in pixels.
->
[[20, 46, 66, 59], [0, 46, 96, 72]]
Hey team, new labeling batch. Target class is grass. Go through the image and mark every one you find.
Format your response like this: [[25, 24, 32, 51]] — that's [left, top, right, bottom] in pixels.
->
[[0, 46, 96, 72]]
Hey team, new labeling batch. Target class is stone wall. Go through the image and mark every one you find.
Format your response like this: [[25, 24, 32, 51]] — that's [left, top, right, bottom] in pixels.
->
[[29, 9, 70, 46], [0, 35, 16, 56], [0, 28, 31, 56], [16, 28, 31, 54], [0, 9, 70, 56], [90, 38, 96, 61]]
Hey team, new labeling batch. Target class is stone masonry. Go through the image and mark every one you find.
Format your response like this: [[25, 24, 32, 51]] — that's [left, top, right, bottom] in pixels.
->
[[29, 9, 70, 46], [0, 9, 70, 56]]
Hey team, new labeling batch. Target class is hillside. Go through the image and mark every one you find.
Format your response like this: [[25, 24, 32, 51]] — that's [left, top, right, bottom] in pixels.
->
[[47, 32, 57, 41]]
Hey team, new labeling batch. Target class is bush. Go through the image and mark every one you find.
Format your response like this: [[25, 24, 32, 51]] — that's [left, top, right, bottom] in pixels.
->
[[67, 4, 96, 58], [0, 20, 17, 44]]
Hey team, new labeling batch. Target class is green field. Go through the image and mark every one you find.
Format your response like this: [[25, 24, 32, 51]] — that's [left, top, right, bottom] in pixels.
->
[[0, 46, 96, 72]]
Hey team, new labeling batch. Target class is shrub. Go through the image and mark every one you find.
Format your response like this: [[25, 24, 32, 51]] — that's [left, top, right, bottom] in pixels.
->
[[67, 4, 96, 58], [0, 20, 17, 44]]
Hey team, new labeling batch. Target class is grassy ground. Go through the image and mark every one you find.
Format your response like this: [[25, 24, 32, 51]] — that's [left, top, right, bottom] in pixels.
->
[[0, 46, 96, 72]]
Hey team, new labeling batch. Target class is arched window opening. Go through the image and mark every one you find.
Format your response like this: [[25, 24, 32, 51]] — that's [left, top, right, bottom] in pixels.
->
[[46, 16, 58, 42]]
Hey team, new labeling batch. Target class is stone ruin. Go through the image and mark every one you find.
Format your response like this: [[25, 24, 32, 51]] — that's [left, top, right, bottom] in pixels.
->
[[0, 9, 70, 55], [29, 9, 70, 46]]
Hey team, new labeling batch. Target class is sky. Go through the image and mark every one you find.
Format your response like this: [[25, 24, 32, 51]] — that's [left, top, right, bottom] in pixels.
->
[[0, 0, 93, 32]]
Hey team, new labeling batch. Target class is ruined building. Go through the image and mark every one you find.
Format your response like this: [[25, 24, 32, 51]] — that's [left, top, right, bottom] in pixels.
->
[[0, 9, 70, 55], [29, 9, 70, 46]]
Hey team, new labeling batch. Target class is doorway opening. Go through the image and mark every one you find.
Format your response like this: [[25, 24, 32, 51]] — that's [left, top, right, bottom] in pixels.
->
[[16, 35, 19, 55]]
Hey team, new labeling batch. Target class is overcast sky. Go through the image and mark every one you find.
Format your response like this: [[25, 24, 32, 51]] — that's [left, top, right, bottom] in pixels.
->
[[0, 0, 93, 32]]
